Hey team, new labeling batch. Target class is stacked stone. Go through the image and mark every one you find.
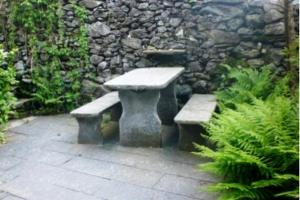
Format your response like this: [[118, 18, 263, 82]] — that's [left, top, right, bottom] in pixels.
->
[[0, 0, 29, 84], [0, 0, 7, 45], [1, 0, 297, 97], [80, 0, 291, 94], [62, 2, 84, 72], [292, 0, 299, 33]]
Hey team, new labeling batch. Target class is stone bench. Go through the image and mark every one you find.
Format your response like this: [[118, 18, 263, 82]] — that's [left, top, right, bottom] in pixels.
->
[[70, 92, 121, 144], [174, 94, 217, 151]]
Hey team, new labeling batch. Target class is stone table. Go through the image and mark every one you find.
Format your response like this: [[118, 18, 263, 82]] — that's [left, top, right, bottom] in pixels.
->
[[104, 67, 184, 147]]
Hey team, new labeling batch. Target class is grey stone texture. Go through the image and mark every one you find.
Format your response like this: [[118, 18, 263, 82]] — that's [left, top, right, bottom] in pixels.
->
[[0, 115, 217, 200], [178, 124, 207, 151], [89, 22, 111, 37], [158, 81, 179, 125], [104, 68, 183, 147], [75, 116, 103, 144], [175, 94, 217, 124], [71, 92, 119, 117], [118, 90, 161, 147], [2, 0, 297, 98], [71, 92, 120, 144], [104, 67, 184, 90], [122, 37, 142, 49], [175, 94, 217, 151]]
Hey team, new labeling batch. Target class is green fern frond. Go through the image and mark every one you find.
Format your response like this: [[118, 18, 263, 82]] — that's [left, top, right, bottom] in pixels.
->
[[275, 187, 299, 198], [216, 67, 274, 109], [195, 66, 299, 200], [251, 174, 298, 189]]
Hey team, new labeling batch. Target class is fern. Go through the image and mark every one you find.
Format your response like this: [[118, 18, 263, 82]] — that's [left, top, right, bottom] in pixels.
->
[[194, 95, 299, 199], [194, 64, 299, 199], [216, 66, 274, 109]]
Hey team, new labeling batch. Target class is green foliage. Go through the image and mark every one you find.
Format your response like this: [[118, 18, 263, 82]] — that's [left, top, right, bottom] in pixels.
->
[[31, 61, 81, 113], [282, 38, 299, 94], [8, 0, 89, 113], [194, 95, 299, 200], [0, 46, 17, 143], [212, 59, 250, 90], [101, 113, 112, 128], [216, 65, 274, 109], [194, 63, 299, 199], [283, 38, 299, 72]]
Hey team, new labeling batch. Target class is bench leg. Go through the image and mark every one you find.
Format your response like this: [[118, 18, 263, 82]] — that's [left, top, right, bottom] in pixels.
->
[[178, 124, 206, 151], [76, 116, 103, 144], [158, 81, 178, 125]]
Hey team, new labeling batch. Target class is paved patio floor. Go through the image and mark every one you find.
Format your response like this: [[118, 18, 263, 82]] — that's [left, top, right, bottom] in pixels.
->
[[0, 115, 217, 200]]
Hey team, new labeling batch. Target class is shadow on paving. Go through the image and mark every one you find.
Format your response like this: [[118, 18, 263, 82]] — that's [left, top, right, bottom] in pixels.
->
[[0, 115, 218, 200]]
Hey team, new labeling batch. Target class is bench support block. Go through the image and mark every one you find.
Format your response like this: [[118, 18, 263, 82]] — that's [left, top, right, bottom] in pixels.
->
[[76, 116, 103, 144], [119, 90, 161, 147], [158, 81, 178, 125], [110, 103, 122, 121], [178, 124, 206, 151]]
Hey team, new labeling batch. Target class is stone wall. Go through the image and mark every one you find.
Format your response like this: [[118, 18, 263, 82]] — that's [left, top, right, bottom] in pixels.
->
[[1, 0, 298, 98], [292, 0, 299, 33], [75, 0, 291, 96]]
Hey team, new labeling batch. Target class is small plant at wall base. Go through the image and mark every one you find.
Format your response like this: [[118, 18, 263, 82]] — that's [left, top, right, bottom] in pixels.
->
[[0, 46, 17, 143], [8, 0, 89, 113], [193, 65, 299, 200], [282, 37, 299, 94], [215, 65, 274, 110]]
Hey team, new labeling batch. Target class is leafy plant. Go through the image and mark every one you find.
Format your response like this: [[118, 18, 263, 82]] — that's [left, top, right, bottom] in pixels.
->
[[8, 0, 89, 113], [194, 60, 299, 199], [282, 38, 299, 95], [194, 95, 299, 200], [0, 46, 17, 143], [216, 65, 274, 109]]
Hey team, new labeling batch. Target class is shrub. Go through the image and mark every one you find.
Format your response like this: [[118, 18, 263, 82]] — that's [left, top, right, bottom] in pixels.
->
[[31, 53, 81, 113], [282, 38, 299, 94], [8, 0, 89, 113], [215, 65, 274, 109], [194, 65, 299, 199], [0, 46, 17, 143], [194, 95, 299, 199]]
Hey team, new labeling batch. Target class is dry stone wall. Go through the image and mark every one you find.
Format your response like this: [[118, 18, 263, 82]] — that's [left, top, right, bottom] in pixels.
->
[[75, 0, 292, 96], [1, 0, 298, 98]]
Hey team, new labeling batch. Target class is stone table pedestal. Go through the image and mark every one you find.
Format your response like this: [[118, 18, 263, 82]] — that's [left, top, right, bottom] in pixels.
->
[[158, 81, 178, 125], [119, 90, 161, 146], [104, 67, 184, 147]]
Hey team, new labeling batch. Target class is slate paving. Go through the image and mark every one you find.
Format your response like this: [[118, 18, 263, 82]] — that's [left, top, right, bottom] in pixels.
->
[[0, 115, 217, 200]]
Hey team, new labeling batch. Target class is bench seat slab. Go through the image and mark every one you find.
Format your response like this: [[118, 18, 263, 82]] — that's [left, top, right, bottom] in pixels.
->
[[174, 94, 217, 125], [71, 92, 120, 144], [175, 94, 217, 151], [71, 92, 119, 117]]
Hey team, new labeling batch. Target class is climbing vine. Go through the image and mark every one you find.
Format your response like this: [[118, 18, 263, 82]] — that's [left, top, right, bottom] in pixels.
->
[[0, 45, 17, 142], [8, 0, 89, 113]]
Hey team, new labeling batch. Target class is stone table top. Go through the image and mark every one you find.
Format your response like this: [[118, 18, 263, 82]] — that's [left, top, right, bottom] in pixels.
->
[[104, 67, 184, 90]]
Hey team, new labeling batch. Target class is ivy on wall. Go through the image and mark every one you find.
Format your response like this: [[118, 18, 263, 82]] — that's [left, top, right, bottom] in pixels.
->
[[0, 46, 17, 142], [7, 0, 89, 113]]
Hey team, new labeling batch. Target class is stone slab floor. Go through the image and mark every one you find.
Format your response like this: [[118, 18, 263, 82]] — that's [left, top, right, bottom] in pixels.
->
[[0, 115, 217, 200]]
